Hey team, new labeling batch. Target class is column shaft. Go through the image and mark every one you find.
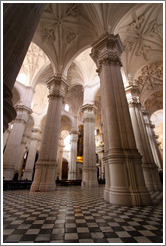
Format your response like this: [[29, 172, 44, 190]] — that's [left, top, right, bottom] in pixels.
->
[[90, 33, 151, 206], [23, 128, 41, 180], [3, 105, 31, 180], [81, 104, 98, 187], [3, 3, 44, 132], [30, 76, 68, 192], [68, 131, 78, 180], [143, 111, 163, 171]]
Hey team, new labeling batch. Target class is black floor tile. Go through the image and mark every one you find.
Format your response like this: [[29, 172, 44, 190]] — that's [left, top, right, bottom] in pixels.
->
[[78, 233, 92, 239], [128, 231, 143, 237], [89, 227, 102, 232], [121, 237, 138, 243], [20, 234, 37, 241], [3, 187, 163, 244], [94, 238, 108, 243], [147, 236, 163, 243], [104, 232, 119, 238], [65, 228, 77, 233]]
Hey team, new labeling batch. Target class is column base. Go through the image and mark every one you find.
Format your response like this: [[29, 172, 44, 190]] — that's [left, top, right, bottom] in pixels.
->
[[3, 166, 15, 180], [142, 163, 162, 192], [30, 160, 57, 192], [30, 182, 56, 192], [104, 188, 132, 206], [68, 171, 77, 180], [81, 180, 98, 187], [22, 170, 33, 180], [104, 187, 152, 206], [151, 166, 163, 191]]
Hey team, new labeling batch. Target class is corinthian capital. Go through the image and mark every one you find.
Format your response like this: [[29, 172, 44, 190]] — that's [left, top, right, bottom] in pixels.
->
[[15, 105, 32, 124], [47, 75, 69, 98], [81, 104, 97, 122], [125, 84, 141, 106], [90, 33, 124, 72]]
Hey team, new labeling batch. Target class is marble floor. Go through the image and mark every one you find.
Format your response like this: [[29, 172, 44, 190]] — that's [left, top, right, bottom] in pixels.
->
[[3, 185, 163, 244]]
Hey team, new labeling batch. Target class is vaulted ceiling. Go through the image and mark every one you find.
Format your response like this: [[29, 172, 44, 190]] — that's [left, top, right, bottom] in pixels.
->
[[33, 3, 139, 74], [13, 2, 163, 134]]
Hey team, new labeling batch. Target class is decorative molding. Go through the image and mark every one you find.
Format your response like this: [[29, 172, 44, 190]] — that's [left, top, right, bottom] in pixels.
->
[[125, 84, 141, 106], [15, 105, 32, 124], [66, 3, 79, 17], [42, 28, 56, 41], [66, 32, 77, 44], [90, 33, 123, 74], [135, 63, 163, 92], [40, 3, 79, 45], [81, 104, 97, 122], [47, 76, 69, 98], [123, 13, 162, 60], [144, 91, 163, 110]]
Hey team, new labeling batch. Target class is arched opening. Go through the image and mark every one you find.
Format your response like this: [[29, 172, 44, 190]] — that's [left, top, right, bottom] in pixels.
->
[[20, 150, 29, 179], [32, 151, 39, 181], [61, 158, 68, 180], [150, 109, 163, 152]]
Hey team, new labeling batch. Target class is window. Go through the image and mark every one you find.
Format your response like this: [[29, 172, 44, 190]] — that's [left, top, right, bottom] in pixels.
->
[[65, 104, 70, 112]]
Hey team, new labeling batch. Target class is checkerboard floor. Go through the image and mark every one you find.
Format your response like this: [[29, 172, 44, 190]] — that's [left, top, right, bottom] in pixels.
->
[[3, 185, 163, 244]]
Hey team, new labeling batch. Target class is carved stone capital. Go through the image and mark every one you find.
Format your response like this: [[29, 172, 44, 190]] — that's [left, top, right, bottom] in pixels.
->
[[90, 33, 123, 74], [47, 75, 69, 98], [15, 105, 32, 124], [81, 104, 97, 122], [31, 127, 42, 141], [70, 131, 79, 142], [141, 109, 149, 116], [125, 84, 141, 106]]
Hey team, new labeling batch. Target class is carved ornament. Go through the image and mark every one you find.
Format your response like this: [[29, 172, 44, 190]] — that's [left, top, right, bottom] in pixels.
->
[[123, 13, 162, 60], [47, 76, 69, 98], [135, 63, 163, 92], [90, 33, 123, 74]]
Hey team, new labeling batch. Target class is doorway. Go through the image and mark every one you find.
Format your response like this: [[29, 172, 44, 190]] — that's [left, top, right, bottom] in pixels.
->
[[61, 158, 68, 180]]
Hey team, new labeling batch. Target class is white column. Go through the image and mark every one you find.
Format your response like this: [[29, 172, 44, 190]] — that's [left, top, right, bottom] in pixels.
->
[[81, 104, 98, 187], [57, 138, 65, 180], [96, 144, 105, 180], [23, 127, 42, 180], [142, 110, 163, 172], [126, 85, 162, 191], [90, 33, 151, 206], [68, 131, 78, 180], [3, 105, 31, 180], [30, 76, 69, 192]]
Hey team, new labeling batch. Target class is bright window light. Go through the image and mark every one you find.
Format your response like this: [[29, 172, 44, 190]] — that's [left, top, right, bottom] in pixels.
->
[[16, 73, 28, 86], [64, 135, 71, 151], [65, 104, 70, 112]]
